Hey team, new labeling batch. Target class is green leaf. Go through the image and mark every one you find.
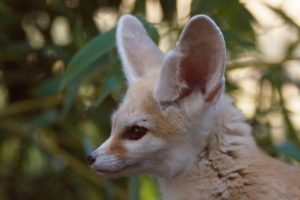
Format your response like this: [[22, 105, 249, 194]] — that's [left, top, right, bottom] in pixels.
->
[[140, 175, 160, 200], [276, 140, 300, 162], [59, 83, 80, 119], [95, 62, 123, 105], [60, 55, 119, 117], [60, 28, 116, 89], [27, 111, 59, 131], [60, 16, 159, 90], [133, 0, 146, 14], [32, 77, 62, 96], [129, 176, 140, 200]]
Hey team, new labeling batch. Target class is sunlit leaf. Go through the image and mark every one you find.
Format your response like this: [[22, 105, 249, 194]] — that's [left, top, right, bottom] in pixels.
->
[[140, 175, 160, 200], [266, 5, 300, 29]]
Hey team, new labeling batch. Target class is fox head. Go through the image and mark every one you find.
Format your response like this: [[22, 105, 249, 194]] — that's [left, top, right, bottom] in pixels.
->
[[87, 14, 226, 179]]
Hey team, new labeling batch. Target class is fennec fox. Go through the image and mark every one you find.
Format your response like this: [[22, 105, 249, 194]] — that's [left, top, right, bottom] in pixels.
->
[[87, 14, 300, 200]]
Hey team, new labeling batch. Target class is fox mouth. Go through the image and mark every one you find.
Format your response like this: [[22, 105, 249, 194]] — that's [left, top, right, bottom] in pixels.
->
[[95, 162, 141, 177]]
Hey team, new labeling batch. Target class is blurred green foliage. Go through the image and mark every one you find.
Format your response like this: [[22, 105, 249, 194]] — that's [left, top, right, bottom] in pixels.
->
[[0, 0, 300, 199]]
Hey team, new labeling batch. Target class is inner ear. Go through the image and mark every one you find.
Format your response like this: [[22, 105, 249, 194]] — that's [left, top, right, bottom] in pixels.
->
[[177, 15, 226, 97], [154, 15, 226, 104], [116, 15, 164, 85]]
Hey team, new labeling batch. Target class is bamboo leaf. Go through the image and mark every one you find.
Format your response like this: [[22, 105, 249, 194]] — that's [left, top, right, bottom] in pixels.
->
[[129, 176, 140, 200], [96, 61, 123, 105], [60, 28, 116, 89], [276, 140, 300, 162]]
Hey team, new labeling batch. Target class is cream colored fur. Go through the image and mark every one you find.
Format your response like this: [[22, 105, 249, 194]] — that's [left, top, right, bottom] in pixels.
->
[[88, 15, 300, 199]]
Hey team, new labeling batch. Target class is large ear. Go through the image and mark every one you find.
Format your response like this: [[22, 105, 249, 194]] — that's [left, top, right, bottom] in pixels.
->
[[116, 15, 164, 85], [154, 15, 226, 105]]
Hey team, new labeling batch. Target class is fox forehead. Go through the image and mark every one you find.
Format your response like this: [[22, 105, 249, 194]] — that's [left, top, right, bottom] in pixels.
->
[[112, 69, 159, 125], [111, 68, 184, 139]]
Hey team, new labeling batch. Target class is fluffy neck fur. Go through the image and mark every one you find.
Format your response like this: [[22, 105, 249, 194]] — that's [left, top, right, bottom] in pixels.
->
[[157, 94, 258, 200]]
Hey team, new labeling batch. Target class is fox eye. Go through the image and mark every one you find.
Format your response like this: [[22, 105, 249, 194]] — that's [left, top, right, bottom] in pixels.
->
[[123, 125, 148, 140]]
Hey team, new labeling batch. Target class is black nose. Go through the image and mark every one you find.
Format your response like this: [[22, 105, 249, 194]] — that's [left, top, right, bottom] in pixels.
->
[[86, 154, 96, 165]]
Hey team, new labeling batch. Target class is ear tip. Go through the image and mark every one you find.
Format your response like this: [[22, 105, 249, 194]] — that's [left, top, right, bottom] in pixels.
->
[[185, 14, 225, 44], [117, 14, 146, 37], [118, 14, 139, 25], [190, 14, 213, 21], [189, 14, 219, 30], [117, 14, 143, 31]]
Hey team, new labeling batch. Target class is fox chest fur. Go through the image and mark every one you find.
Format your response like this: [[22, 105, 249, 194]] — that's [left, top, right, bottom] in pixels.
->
[[87, 14, 300, 200], [160, 159, 300, 200], [159, 132, 300, 200]]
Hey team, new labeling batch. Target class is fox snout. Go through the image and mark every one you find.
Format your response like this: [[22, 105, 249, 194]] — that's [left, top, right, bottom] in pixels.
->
[[86, 153, 96, 166], [86, 146, 129, 179], [86, 129, 154, 178]]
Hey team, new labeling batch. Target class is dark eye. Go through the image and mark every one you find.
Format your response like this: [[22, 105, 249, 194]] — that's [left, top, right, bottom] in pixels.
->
[[123, 125, 148, 140]]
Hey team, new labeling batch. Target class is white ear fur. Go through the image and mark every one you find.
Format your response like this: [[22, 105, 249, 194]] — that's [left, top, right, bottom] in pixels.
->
[[154, 15, 226, 104], [116, 15, 164, 85]]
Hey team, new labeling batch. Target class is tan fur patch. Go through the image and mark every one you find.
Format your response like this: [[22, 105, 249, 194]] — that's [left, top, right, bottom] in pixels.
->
[[106, 137, 128, 158], [112, 69, 184, 140]]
